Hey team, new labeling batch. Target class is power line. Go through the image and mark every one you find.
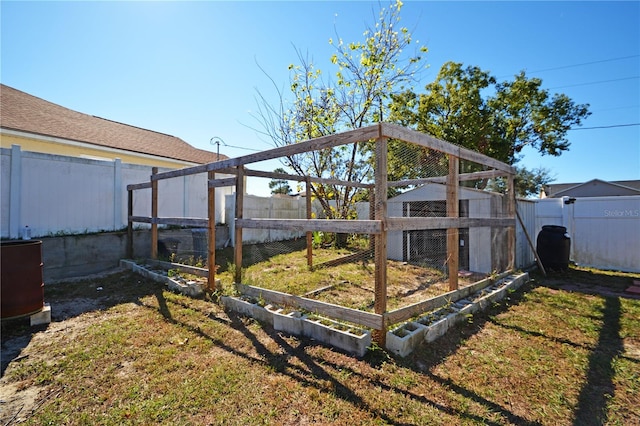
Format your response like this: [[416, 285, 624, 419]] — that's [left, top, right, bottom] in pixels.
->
[[523, 54, 639, 75], [569, 123, 640, 130], [548, 76, 639, 90]]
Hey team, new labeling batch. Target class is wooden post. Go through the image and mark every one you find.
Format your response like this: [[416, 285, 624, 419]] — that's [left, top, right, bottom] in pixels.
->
[[306, 177, 313, 269], [446, 156, 459, 291], [151, 167, 158, 260], [506, 174, 516, 271], [373, 136, 388, 347], [234, 166, 244, 284], [127, 189, 133, 259], [369, 187, 375, 254], [207, 170, 217, 291]]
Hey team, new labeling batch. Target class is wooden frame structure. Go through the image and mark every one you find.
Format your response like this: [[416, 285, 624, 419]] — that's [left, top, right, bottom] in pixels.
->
[[127, 123, 516, 347]]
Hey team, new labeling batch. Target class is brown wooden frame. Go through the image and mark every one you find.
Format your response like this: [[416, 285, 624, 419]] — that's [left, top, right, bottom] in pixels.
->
[[126, 123, 516, 347]]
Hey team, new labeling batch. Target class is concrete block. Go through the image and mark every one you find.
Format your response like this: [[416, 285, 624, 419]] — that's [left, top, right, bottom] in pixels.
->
[[269, 306, 305, 336], [386, 321, 427, 357], [30, 303, 51, 326], [424, 314, 452, 343], [302, 317, 371, 358], [220, 296, 273, 326]]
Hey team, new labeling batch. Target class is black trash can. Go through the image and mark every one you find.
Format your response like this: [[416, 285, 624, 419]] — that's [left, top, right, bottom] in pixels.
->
[[536, 225, 571, 271]]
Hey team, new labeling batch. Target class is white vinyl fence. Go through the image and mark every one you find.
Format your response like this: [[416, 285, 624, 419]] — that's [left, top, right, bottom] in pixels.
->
[[4, 145, 636, 273], [534, 196, 640, 273], [1, 145, 231, 239]]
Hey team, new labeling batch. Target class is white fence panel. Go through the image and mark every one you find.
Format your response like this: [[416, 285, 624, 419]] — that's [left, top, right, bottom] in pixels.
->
[[515, 199, 537, 269], [1, 146, 231, 238], [570, 196, 639, 272]]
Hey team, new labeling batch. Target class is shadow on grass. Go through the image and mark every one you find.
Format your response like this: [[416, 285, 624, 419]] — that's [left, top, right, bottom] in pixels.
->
[[572, 296, 624, 426], [144, 274, 542, 425]]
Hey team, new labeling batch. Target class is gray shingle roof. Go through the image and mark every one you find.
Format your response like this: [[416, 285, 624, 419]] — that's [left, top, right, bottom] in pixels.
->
[[0, 84, 225, 165]]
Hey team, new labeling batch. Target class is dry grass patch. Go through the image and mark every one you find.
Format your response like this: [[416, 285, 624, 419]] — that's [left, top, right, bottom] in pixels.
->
[[1, 266, 639, 425]]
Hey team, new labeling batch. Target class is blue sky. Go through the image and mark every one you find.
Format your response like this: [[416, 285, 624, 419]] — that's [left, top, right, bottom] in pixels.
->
[[2, 1, 639, 197]]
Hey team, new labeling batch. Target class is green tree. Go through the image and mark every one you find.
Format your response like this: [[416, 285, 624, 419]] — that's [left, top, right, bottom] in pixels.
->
[[488, 166, 556, 198], [389, 61, 590, 186], [268, 168, 292, 195], [254, 0, 428, 237]]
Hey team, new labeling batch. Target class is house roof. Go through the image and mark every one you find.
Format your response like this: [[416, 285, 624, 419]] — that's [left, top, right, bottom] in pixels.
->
[[0, 84, 226, 165], [543, 179, 640, 198]]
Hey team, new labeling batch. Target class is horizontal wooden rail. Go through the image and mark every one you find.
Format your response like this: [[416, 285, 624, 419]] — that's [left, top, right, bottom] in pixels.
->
[[208, 177, 237, 188], [236, 218, 383, 234], [386, 217, 515, 231], [380, 123, 515, 174], [129, 216, 209, 227], [146, 259, 209, 278], [236, 283, 383, 330], [152, 126, 381, 182], [385, 270, 514, 325], [388, 169, 509, 187], [127, 182, 152, 191]]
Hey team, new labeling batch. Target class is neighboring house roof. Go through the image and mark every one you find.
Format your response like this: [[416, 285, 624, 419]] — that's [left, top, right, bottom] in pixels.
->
[[0, 84, 226, 165], [542, 179, 640, 198]]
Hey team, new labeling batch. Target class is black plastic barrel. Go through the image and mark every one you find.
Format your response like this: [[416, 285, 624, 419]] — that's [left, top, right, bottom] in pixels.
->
[[1, 240, 45, 319], [536, 225, 571, 271]]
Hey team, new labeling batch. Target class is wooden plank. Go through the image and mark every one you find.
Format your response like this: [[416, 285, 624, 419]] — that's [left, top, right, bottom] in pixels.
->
[[126, 190, 133, 259], [388, 169, 509, 187], [234, 166, 244, 284], [151, 167, 158, 260], [447, 156, 459, 291], [385, 271, 513, 325], [306, 178, 313, 269], [374, 134, 389, 347], [236, 218, 383, 234], [128, 216, 209, 227], [506, 175, 516, 270], [208, 177, 237, 188], [386, 217, 515, 231], [244, 169, 373, 189], [127, 182, 152, 191], [152, 125, 381, 181], [380, 123, 514, 174], [146, 259, 209, 278], [207, 170, 217, 290], [236, 284, 383, 330]]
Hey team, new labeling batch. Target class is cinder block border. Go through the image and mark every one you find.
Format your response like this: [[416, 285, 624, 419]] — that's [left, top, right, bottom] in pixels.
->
[[386, 272, 529, 357], [120, 259, 209, 298]]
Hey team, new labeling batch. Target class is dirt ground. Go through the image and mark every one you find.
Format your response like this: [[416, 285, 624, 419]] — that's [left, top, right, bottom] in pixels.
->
[[1, 266, 638, 424], [1, 269, 153, 424]]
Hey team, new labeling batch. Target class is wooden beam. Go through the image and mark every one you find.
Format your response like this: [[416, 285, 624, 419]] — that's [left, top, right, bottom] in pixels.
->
[[506, 175, 516, 271], [127, 181, 152, 191], [388, 169, 509, 188], [234, 166, 245, 284], [207, 170, 217, 291], [386, 217, 515, 231], [385, 271, 514, 325], [129, 216, 209, 227], [374, 134, 388, 347], [243, 168, 373, 189], [152, 125, 381, 181], [208, 177, 237, 188], [447, 156, 459, 291], [151, 167, 158, 260], [235, 218, 382, 234], [126, 189, 133, 259], [380, 123, 514, 174], [236, 284, 383, 330], [306, 178, 313, 269]]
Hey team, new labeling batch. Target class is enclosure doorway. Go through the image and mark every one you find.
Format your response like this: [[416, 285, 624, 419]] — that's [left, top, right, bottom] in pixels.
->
[[402, 200, 470, 272]]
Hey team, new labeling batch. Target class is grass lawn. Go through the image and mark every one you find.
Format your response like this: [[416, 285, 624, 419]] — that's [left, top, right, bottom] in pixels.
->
[[1, 265, 639, 425]]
